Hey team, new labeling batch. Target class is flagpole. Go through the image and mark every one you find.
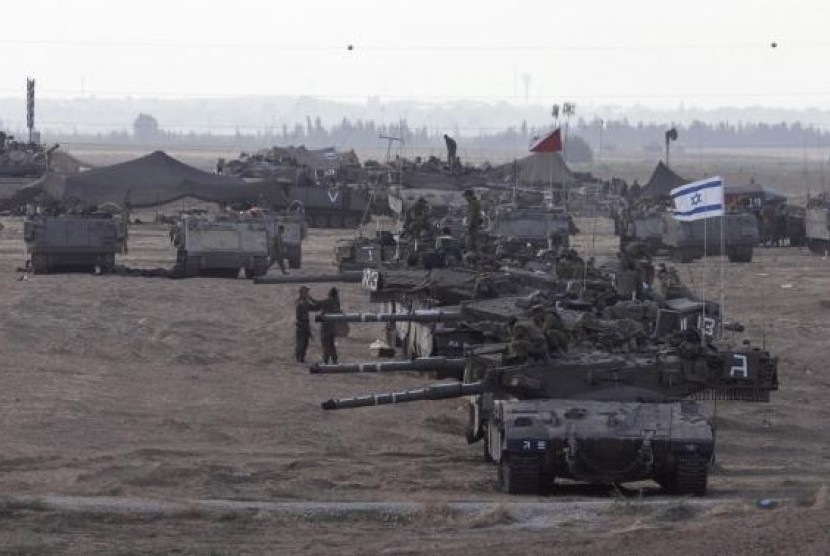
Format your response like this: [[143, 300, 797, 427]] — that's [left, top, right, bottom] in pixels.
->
[[720, 213, 726, 335], [701, 215, 707, 347]]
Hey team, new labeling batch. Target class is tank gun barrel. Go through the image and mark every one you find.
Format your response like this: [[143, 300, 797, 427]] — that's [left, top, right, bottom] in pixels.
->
[[315, 310, 461, 323], [309, 357, 465, 375], [321, 381, 485, 410], [254, 271, 362, 284]]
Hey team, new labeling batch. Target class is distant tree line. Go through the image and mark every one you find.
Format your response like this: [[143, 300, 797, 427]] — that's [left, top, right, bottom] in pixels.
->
[[41, 114, 830, 164]]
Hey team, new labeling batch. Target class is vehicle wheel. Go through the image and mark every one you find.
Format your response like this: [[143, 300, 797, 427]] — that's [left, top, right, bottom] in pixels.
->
[[661, 454, 709, 496], [499, 455, 543, 495]]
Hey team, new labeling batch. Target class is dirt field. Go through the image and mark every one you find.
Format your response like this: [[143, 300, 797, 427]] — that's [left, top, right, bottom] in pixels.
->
[[0, 208, 829, 554]]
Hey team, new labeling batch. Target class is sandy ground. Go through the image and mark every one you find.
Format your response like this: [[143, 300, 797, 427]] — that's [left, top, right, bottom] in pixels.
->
[[0, 215, 829, 554]]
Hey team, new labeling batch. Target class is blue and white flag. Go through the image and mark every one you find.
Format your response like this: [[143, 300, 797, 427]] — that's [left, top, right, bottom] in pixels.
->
[[671, 177, 725, 221]]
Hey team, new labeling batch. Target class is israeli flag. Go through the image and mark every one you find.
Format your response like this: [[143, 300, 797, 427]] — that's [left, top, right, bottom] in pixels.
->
[[671, 177, 725, 221]]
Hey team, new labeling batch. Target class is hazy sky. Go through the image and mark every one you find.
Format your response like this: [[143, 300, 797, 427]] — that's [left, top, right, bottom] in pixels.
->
[[2, 0, 829, 109]]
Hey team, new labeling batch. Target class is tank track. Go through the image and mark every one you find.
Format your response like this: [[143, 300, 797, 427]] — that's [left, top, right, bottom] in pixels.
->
[[671, 454, 709, 496], [499, 455, 543, 495]]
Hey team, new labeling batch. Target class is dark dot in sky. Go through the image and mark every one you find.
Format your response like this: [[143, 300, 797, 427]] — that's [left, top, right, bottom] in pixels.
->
[[347, 44, 354, 51], [770, 41, 778, 48]]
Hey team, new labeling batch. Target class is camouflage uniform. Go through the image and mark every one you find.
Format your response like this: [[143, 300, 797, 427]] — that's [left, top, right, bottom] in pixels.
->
[[464, 192, 483, 254], [533, 309, 569, 353], [295, 288, 320, 363], [404, 198, 429, 239], [273, 229, 288, 275], [319, 290, 342, 364], [508, 319, 549, 362]]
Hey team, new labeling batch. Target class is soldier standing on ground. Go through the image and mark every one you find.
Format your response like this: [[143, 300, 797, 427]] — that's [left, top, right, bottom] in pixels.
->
[[463, 189, 483, 254], [444, 134, 457, 172], [273, 224, 288, 275], [319, 287, 342, 364], [295, 286, 320, 363]]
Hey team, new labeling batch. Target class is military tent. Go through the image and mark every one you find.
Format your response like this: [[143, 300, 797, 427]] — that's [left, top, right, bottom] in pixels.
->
[[14, 151, 284, 209], [640, 161, 689, 199], [493, 153, 577, 188]]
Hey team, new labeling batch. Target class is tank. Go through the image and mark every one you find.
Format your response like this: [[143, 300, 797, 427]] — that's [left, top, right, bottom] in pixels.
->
[[0, 140, 48, 178], [221, 146, 372, 229], [170, 215, 271, 277], [23, 213, 128, 273], [660, 212, 759, 263], [315, 344, 778, 496]]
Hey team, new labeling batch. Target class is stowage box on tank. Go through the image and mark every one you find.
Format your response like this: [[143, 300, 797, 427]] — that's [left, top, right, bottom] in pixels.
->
[[23, 213, 128, 273]]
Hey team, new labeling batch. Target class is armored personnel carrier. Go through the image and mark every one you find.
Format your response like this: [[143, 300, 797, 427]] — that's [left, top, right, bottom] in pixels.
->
[[660, 212, 759, 263], [313, 340, 778, 495], [489, 205, 574, 250], [170, 215, 272, 277], [24, 213, 128, 273]]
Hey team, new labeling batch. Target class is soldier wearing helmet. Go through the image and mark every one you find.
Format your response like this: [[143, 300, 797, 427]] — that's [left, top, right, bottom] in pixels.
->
[[295, 286, 320, 363]]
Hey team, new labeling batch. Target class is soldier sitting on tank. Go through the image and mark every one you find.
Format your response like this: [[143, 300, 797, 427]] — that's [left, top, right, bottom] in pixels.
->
[[435, 227, 462, 266], [557, 249, 585, 280], [530, 305, 569, 354], [403, 197, 430, 239], [462, 189, 483, 254], [616, 255, 642, 300], [547, 229, 567, 256], [506, 317, 549, 363]]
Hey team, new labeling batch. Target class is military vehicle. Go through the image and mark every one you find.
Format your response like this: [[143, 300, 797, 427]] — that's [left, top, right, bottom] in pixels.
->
[[660, 212, 759, 263], [488, 205, 574, 250], [313, 340, 778, 495], [335, 232, 399, 271], [222, 146, 373, 229], [170, 215, 272, 277], [23, 213, 128, 273], [805, 199, 830, 254], [0, 137, 50, 178]]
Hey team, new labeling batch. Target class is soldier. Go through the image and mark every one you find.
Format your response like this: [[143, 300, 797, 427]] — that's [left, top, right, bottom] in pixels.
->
[[506, 317, 549, 362], [547, 229, 567, 256], [463, 189, 483, 254], [319, 287, 342, 364], [443, 134, 457, 171], [404, 197, 429, 239], [272, 224, 289, 275], [531, 305, 569, 354], [295, 286, 321, 363]]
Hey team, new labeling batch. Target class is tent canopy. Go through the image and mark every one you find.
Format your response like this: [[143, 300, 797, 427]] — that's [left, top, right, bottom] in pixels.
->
[[17, 151, 284, 209], [494, 152, 577, 188], [641, 161, 689, 199]]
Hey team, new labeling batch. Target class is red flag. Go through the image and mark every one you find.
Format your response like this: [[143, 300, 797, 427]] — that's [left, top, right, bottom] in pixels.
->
[[530, 128, 563, 153]]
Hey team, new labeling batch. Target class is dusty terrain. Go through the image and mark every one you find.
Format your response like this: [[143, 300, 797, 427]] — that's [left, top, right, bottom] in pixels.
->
[[1, 210, 830, 553]]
